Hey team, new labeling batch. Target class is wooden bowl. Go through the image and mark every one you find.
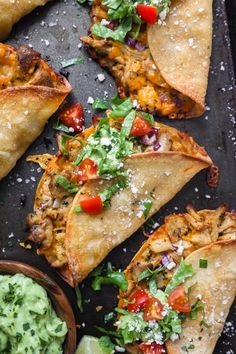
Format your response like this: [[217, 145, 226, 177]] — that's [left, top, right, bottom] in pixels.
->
[[0, 260, 77, 354]]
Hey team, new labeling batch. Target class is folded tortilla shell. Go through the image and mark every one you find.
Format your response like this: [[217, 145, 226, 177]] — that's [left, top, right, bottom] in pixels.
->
[[148, 0, 213, 117], [0, 0, 51, 41], [66, 151, 211, 284], [166, 240, 236, 354], [0, 44, 72, 180]]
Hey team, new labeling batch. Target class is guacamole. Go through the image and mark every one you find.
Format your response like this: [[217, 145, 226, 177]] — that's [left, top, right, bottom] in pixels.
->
[[0, 273, 68, 354]]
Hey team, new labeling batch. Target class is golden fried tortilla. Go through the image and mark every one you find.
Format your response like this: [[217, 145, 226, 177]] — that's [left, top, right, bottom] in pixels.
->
[[0, 43, 71, 180], [0, 0, 51, 40], [118, 206, 236, 353], [148, 0, 213, 117]]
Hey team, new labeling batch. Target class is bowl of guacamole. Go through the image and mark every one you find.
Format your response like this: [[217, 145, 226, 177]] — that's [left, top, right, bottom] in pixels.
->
[[0, 261, 76, 354]]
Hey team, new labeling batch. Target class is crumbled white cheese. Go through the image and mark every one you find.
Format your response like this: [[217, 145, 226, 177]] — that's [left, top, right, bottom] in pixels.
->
[[170, 333, 179, 341], [101, 18, 110, 25], [97, 73, 105, 82], [87, 96, 94, 104], [166, 261, 176, 270]]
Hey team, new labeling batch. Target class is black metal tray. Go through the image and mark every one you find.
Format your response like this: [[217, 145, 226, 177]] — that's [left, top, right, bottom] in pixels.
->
[[0, 0, 236, 352]]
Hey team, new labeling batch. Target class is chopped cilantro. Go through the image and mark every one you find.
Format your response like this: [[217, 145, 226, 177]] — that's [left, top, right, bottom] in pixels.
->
[[104, 312, 115, 323], [23, 323, 30, 331], [92, 98, 110, 110], [75, 286, 83, 312], [199, 259, 208, 268], [200, 319, 211, 328], [142, 200, 153, 219], [99, 336, 115, 354], [53, 120, 72, 133], [61, 56, 85, 68], [56, 175, 80, 194], [91, 262, 128, 291], [190, 300, 205, 320], [55, 323, 63, 333], [181, 344, 195, 352]]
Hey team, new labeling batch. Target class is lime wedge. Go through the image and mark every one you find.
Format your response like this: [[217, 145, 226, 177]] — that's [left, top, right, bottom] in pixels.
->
[[75, 335, 104, 354]]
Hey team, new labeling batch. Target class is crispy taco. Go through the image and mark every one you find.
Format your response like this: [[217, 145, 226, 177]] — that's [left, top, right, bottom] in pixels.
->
[[0, 0, 51, 40], [0, 43, 71, 180], [116, 205, 236, 353], [81, 0, 212, 119], [27, 99, 212, 286]]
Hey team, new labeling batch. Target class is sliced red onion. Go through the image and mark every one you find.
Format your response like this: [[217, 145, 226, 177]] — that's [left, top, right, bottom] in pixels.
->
[[153, 142, 161, 151], [125, 36, 136, 48], [142, 134, 157, 146], [149, 127, 159, 136], [161, 255, 176, 270], [135, 42, 146, 51], [160, 95, 168, 102], [108, 20, 118, 29], [161, 254, 171, 267]]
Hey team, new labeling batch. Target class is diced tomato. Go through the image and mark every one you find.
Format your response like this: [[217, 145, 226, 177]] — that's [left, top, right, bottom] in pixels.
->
[[127, 290, 149, 312], [59, 103, 84, 132], [143, 297, 164, 321], [136, 4, 158, 25], [76, 158, 98, 181], [139, 342, 164, 354], [130, 116, 153, 137], [167, 285, 191, 313], [80, 195, 103, 215]]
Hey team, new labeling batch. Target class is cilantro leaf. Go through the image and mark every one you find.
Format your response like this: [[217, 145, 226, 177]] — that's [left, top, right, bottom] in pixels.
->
[[165, 259, 195, 294], [75, 285, 83, 312], [53, 120, 72, 133], [91, 262, 128, 291], [190, 300, 204, 320], [99, 336, 115, 354], [142, 200, 153, 219], [61, 56, 85, 68], [92, 98, 110, 110]]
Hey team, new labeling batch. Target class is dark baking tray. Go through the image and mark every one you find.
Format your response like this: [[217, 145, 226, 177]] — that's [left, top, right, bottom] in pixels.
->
[[0, 0, 236, 352]]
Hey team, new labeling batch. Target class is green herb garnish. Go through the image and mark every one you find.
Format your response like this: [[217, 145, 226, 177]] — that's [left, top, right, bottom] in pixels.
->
[[92, 98, 110, 110], [75, 286, 83, 312], [165, 259, 195, 294], [190, 300, 205, 320], [199, 259, 208, 268], [61, 56, 85, 68], [53, 121, 72, 133], [56, 175, 80, 194], [99, 336, 116, 354], [91, 262, 128, 291], [142, 200, 153, 219]]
